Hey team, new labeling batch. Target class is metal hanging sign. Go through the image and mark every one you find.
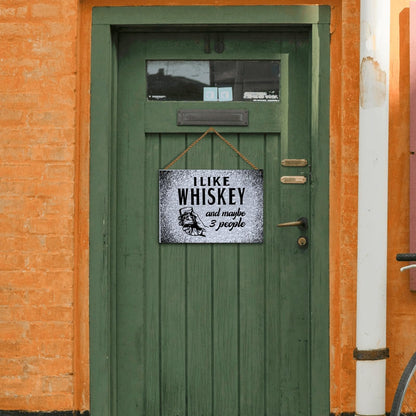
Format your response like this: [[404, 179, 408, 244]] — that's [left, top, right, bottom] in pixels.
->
[[159, 169, 263, 243]]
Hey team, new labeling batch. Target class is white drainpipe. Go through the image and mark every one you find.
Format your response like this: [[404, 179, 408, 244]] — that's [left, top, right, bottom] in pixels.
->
[[356, 0, 390, 415]]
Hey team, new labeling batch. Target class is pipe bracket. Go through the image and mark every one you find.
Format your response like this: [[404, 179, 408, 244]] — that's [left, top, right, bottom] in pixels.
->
[[353, 348, 389, 361]]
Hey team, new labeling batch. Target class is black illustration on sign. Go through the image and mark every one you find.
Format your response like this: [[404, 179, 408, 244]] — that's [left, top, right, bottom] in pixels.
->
[[178, 207, 206, 237]]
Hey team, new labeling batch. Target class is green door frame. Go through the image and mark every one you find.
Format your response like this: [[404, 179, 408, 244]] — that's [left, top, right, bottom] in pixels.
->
[[90, 6, 330, 416]]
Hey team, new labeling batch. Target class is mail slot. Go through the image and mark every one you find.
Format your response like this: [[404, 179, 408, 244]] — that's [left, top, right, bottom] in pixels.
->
[[177, 109, 249, 126]]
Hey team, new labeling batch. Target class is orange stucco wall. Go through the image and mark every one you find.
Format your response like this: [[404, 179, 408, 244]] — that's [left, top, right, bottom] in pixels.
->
[[0, 0, 413, 413], [387, 0, 414, 407]]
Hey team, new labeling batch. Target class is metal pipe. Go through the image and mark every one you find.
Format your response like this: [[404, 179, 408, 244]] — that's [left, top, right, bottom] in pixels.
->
[[356, 0, 390, 415]]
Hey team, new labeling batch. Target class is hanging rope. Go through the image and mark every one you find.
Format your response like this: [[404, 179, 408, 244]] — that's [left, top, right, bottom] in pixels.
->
[[163, 127, 259, 170]]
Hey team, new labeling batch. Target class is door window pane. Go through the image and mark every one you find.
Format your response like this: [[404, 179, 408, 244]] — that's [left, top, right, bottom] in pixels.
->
[[147, 60, 280, 102]]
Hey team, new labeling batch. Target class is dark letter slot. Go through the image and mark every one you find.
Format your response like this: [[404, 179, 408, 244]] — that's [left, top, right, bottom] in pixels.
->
[[177, 109, 248, 126]]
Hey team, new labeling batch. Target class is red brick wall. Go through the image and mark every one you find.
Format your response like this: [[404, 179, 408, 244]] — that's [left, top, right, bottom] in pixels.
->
[[0, 0, 78, 411]]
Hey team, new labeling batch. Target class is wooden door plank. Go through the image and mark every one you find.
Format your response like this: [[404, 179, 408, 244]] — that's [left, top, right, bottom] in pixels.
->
[[186, 133, 213, 416], [264, 133, 282, 415], [238, 134, 265, 416], [286, 32, 311, 157], [144, 133, 162, 416], [260, 31, 282, 414], [277, 34, 311, 416], [309, 22, 330, 416], [116, 32, 147, 416], [160, 134, 187, 416], [90, 23, 114, 416], [212, 133, 239, 416]]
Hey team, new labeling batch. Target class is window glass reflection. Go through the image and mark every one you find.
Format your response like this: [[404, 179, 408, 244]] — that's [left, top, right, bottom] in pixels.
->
[[147, 60, 280, 102]]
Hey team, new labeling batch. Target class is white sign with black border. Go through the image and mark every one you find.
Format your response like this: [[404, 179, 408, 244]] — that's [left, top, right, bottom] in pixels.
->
[[159, 169, 263, 244]]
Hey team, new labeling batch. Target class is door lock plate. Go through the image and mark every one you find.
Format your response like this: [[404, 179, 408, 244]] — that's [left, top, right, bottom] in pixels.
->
[[281, 159, 308, 167], [280, 176, 307, 184]]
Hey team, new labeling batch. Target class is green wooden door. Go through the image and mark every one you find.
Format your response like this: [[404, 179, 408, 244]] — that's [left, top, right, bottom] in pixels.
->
[[111, 28, 323, 416]]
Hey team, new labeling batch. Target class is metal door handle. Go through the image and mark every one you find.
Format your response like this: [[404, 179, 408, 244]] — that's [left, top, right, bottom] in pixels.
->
[[277, 217, 308, 229]]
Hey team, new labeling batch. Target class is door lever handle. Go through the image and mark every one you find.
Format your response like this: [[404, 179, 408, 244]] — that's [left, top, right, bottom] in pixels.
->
[[277, 217, 308, 229]]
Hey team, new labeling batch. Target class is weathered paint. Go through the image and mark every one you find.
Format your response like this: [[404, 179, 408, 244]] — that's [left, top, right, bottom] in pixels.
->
[[360, 57, 387, 108]]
